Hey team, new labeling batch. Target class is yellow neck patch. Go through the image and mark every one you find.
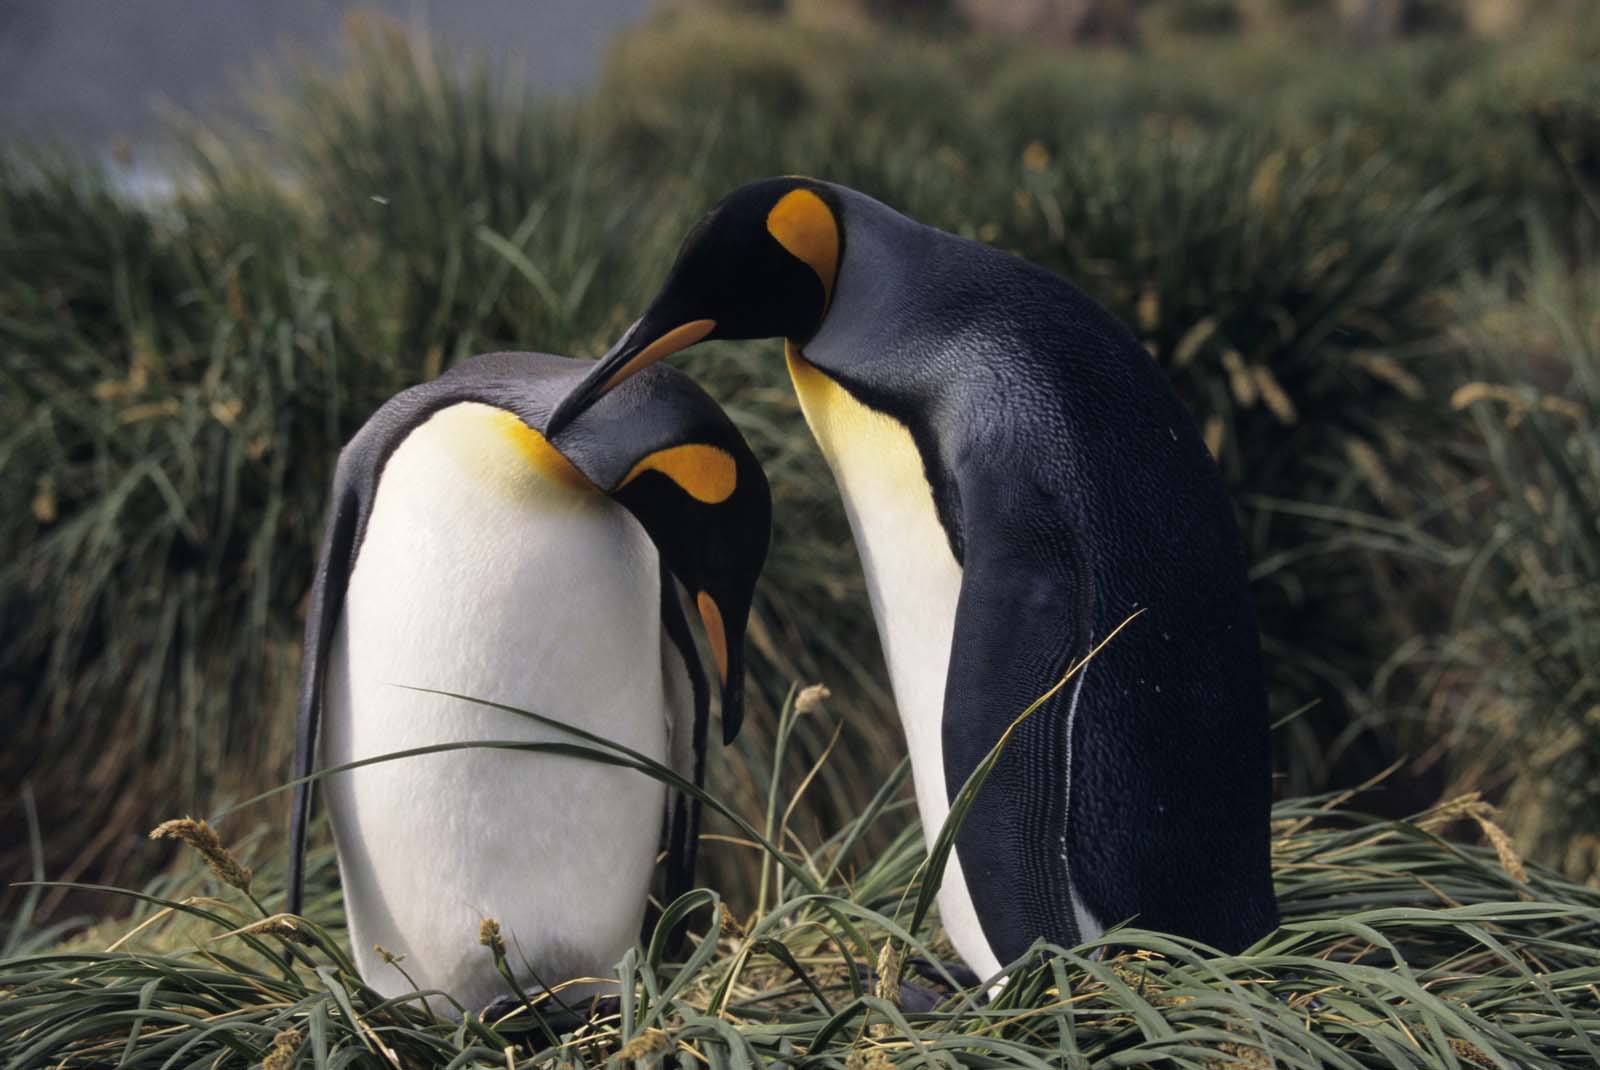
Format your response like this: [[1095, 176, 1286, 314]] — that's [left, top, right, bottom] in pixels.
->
[[617, 443, 738, 504], [785, 341, 856, 453], [488, 408, 595, 490], [428, 403, 594, 492], [786, 341, 932, 500], [766, 188, 840, 308]]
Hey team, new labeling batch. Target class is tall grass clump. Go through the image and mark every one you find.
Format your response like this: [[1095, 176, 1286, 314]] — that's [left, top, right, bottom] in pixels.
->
[[0, 31, 639, 898], [1, 152, 309, 895], [1394, 220, 1600, 882], [6, 5, 1600, 918]]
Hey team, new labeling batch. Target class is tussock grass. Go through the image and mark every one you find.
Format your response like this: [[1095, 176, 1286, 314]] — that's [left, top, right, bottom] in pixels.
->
[[2, 707, 1597, 1069], [1382, 222, 1600, 883], [4, 1, 1600, 929]]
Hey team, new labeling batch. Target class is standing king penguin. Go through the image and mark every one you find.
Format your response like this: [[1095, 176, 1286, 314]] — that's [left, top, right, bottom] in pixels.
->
[[547, 178, 1278, 978], [288, 351, 769, 1012]]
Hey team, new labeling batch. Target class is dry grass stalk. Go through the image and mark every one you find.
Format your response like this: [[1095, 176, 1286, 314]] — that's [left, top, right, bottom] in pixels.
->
[[616, 1028, 672, 1064], [225, 915, 315, 946], [1171, 317, 1217, 368], [1448, 1037, 1497, 1068], [1419, 793, 1528, 883], [1251, 363, 1298, 425], [718, 902, 747, 940], [874, 940, 902, 1007], [1221, 349, 1258, 407], [845, 1043, 896, 1070], [1202, 415, 1225, 460], [795, 683, 832, 713], [1211, 1040, 1273, 1069], [148, 818, 252, 892], [1353, 352, 1425, 399]]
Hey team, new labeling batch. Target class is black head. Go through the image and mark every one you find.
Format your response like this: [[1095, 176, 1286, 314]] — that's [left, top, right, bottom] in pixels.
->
[[546, 362, 773, 744], [546, 176, 842, 435]]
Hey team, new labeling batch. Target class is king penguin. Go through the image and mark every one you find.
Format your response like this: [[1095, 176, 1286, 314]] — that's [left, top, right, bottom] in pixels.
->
[[287, 351, 770, 1013], [546, 178, 1279, 978]]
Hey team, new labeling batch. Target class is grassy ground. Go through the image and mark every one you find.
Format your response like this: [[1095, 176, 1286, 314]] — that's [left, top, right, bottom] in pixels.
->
[[3, 3, 1600, 1063], [4, 695, 1599, 1068]]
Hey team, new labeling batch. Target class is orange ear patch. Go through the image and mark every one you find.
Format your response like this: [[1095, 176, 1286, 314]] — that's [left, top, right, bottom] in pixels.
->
[[617, 443, 738, 504], [766, 188, 840, 307]]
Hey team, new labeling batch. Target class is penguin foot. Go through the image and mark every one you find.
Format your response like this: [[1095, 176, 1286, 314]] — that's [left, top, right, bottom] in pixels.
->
[[852, 956, 982, 1013], [481, 993, 622, 1035], [905, 956, 981, 990]]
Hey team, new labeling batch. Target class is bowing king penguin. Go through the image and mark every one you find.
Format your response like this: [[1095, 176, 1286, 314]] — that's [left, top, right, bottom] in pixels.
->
[[288, 352, 769, 1012], [546, 178, 1279, 978]]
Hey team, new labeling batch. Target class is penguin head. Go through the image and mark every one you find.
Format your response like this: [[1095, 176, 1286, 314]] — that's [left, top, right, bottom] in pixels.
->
[[547, 362, 773, 745], [604, 436, 770, 746], [547, 176, 841, 435]]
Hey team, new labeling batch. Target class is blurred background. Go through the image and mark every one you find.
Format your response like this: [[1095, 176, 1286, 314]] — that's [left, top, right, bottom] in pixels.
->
[[2, 0, 1596, 931]]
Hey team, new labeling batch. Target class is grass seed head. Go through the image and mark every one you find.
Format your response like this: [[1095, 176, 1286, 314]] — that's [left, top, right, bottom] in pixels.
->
[[617, 1028, 672, 1064], [479, 917, 506, 956], [1420, 794, 1527, 883], [238, 916, 314, 945], [1210, 1041, 1271, 1069], [148, 818, 252, 892], [262, 1028, 301, 1070], [718, 902, 747, 940], [845, 1042, 896, 1070], [795, 683, 832, 713], [874, 940, 903, 1006]]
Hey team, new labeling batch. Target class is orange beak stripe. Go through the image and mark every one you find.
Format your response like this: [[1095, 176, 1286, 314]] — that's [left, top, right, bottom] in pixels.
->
[[600, 318, 717, 394]]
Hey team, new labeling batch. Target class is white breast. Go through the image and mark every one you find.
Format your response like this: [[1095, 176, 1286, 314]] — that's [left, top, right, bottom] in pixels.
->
[[322, 401, 668, 1012], [786, 349, 1002, 980]]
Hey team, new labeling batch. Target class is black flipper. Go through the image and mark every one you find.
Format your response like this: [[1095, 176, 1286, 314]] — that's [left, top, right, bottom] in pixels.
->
[[283, 354, 578, 916], [940, 478, 1093, 966], [942, 462, 1278, 961]]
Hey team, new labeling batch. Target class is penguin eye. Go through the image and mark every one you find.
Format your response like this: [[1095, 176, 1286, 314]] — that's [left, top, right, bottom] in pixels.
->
[[616, 444, 737, 505]]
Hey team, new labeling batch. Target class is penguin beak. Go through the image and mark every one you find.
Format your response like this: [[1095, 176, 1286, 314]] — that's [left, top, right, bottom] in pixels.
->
[[694, 590, 748, 745], [547, 316, 717, 436]]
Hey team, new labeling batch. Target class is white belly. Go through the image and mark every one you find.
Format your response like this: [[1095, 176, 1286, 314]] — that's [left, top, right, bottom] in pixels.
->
[[322, 402, 668, 1011], [787, 349, 1001, 980]]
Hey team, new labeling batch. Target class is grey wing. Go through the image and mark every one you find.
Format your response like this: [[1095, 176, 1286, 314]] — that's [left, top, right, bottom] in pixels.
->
[[283, 352, 589, 915], [285, 394, 432, 916], [286, 463, 362, 916], [941, 500, 1093, 965]]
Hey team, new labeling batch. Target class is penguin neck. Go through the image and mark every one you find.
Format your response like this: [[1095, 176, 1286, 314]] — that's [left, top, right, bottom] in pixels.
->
[[783, 188, 965, 810], [786, 342, 997, 975], [785, 344, 963, 827]]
